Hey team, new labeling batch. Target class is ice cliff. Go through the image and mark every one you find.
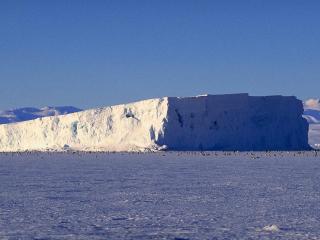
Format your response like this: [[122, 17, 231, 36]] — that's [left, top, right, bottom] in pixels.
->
[[0, 94, 310, 152]]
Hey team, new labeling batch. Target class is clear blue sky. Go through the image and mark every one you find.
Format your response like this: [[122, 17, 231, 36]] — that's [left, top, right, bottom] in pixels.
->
[[0, 0, 319, 109]]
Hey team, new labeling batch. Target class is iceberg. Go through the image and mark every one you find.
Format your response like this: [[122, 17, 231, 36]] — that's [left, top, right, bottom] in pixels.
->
[[0, 94, 310, 152]]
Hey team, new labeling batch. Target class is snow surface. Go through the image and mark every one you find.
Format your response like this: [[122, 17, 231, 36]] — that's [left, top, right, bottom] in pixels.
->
[[303, 98, 320, 149], [0, 94, 310, 152], [0, 151, 319, 239], [0, 106, 81, 124]]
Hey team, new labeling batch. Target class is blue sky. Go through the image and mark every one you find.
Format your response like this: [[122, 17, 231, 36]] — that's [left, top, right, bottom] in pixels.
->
[[0, 0, 319, 109]]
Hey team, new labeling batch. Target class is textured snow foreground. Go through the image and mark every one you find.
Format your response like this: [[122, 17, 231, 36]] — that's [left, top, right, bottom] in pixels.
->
[[0, 152, 319, 239], [0, 94, 310, 151]]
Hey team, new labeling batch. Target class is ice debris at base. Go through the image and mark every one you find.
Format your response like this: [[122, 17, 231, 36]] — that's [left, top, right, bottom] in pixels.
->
[[0, 94, 311, 152], [303, 98, 320, 149], [262, 224, 280, 232]]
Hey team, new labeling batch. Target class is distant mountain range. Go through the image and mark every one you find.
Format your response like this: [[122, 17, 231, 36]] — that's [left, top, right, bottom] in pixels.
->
[[303, 98, 320, 125], [303, 109, 320, 124], [303, 98, 320, 149], [0, 106, 82, 124]]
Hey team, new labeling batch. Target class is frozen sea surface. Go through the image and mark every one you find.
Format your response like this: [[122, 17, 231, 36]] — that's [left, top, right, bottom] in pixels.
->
[[0, 151, 320, 240]]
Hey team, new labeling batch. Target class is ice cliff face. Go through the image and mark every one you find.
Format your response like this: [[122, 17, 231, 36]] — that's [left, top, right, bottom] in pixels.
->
[[0, 98, 168, 152], [0, 94, 310, 152], [163, 94, 310, 151]]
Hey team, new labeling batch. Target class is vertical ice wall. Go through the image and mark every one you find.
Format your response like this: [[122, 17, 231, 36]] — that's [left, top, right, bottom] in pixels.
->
[[161, 94, 310, 150]]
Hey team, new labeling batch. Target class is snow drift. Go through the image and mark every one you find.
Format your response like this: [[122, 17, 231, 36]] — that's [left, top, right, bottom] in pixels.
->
[[0, 94, 310, 152]]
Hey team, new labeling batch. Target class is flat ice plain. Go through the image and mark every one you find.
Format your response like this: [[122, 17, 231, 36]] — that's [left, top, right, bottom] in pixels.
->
[[0, 152, 319, 240]]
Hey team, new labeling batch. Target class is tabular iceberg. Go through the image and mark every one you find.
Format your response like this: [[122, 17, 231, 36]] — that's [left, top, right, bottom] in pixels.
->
[[0, 94, 310, 152]]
